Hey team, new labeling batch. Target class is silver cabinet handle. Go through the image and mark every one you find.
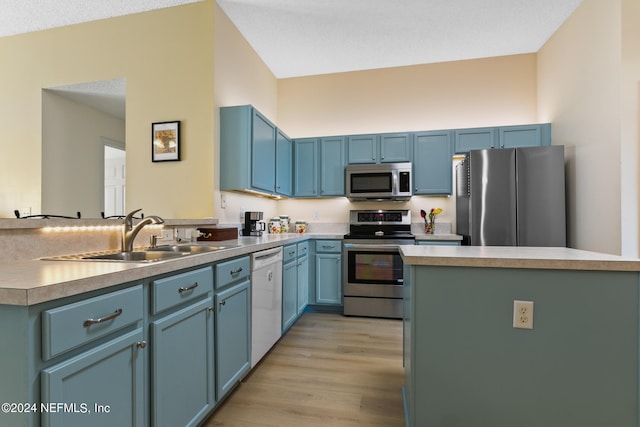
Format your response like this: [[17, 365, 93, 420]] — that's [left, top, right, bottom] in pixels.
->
[[230, 267, 243, 275], [83, 308, 122, 327], [322, 245, 335, 249], [137, 341, 147, 349], [178, 282, 198, 293], [219, 300, 226, 307]]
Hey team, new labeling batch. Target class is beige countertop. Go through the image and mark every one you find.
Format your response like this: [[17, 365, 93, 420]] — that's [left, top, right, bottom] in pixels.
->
[[0, 233, 341, 306], [400, 245, 640, 271]]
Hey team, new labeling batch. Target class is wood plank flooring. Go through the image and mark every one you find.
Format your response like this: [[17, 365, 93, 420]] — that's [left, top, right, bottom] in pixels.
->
[[203, 312, 405, 427]]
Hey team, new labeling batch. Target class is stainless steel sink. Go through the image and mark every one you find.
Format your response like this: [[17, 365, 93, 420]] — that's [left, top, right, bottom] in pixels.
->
[[147, 244, 234, 254], [43, 244, 237, 262], [82, 251, 185, 262]]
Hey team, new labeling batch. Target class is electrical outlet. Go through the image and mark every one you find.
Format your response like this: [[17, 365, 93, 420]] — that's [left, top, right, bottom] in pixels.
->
[[513, 300, 534, 329], [21, 207, 31, 217]]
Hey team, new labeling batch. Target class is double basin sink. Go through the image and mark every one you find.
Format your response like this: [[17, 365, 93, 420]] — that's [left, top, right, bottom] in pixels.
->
[[48, 244, 236, 263]]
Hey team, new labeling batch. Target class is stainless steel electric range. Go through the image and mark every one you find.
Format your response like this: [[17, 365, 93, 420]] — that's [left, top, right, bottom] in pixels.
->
[[342, 210, 415, 319]]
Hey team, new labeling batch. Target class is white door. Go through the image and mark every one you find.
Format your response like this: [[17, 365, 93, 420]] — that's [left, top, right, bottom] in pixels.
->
[[104, 144, 126, 217]]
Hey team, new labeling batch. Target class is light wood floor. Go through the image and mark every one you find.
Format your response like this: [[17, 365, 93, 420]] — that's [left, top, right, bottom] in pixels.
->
[[203, 312, 405, 427]]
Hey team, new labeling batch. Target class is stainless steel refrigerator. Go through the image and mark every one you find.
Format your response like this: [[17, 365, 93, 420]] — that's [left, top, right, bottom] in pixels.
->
[[456, 145, 566, 246]]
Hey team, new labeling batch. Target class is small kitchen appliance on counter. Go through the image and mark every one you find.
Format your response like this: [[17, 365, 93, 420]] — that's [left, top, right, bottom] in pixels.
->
[[343, 209, 415, 319], [241, 211, 266, 236]]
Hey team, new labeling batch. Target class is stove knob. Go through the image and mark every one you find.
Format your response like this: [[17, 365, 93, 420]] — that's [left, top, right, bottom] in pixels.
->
[[375, 231, 384, 237]]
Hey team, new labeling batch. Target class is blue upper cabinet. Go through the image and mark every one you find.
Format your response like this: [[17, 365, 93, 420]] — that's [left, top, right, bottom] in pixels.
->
[[251, 110, 276, 192], [220, 105, 290, 197], [293, 138, 318, 197], [380, 133, 412, 163], [413, 130, 453, 195], [348, 133, 412, 164], [319, 136, 346, 196], [454, 127, 498, 153], [499, 123, 551, 148], [276, 129, 293, 197], [347, 134, 377, 163], [294, 137, 346, 197], [455, 124, 551, 154]]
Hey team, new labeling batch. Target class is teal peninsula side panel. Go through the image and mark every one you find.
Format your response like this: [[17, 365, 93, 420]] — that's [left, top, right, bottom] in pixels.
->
[[405, 266, 639, 427]]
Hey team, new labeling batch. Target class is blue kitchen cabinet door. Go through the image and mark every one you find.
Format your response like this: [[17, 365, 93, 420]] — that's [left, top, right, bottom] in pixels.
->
[[413, 130, 453, 195], [297, 254, 309, 315], [499, 123, 551, 148], [275, 129, 293, 196], [216, 279, 251, 399], [282, 260, 298, 332], [319, 136, 346, 196], [41, 329, 145, 427], [151, 299, 215, 427], [347, 134, 378, 164], [294, 138, 318, 197], [380, 133, 412, 163], [454, 127, 498, 153], [315, 253, 342, 305], [251, 109, 277, 193]]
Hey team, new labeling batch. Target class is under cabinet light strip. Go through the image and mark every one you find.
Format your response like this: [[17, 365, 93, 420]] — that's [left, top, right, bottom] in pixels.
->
[[42, 224, 164, 233]]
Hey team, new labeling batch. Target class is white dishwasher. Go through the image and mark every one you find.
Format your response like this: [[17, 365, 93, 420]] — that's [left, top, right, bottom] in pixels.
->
[[251, 246, 283, 367]]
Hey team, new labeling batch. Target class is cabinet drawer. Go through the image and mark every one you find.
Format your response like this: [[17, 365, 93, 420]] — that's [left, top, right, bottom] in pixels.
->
[[216, 256, 250, 289], [42, 285, 143, 361], [315, 240, 341, 253], [297, 241, 309, 257], [151, 267, 213, 315], [283, 244, 297, 263]]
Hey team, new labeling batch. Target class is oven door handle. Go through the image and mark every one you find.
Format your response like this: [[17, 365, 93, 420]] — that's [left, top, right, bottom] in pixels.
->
[[343, 243, 404, 250]]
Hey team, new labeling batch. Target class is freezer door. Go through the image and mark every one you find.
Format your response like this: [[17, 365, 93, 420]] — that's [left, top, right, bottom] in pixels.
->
[[470, 149, 517, 246], [516, 146, 566, 246]]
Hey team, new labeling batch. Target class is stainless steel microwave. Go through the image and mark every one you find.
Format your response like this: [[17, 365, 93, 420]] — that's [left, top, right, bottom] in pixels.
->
[[345, 162, 412, 201]]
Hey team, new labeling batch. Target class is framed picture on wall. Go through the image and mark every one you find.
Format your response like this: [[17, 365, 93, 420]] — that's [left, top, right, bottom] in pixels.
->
[[152, 121, 180, 162]]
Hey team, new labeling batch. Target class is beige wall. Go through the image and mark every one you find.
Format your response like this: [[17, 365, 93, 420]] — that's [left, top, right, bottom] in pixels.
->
[[0, 1, 215, 219], [537, 0, 633, 255], [278, 54, 538, 137], [213, 4, 280, 225]]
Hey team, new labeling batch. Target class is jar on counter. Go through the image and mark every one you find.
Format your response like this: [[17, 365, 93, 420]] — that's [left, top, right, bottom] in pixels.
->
[[279, 215, 290, 233], [295, 220, 307, 234], [268, 218, 281, 233]]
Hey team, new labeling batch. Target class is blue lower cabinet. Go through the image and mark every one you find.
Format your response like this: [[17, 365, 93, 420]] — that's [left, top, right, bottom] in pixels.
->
[[297, 254, 309, 314], [282, 260, 298, 332], [215, 279, 251, 399], [151, 299, 215, 427], [41, 328, 145, 427]]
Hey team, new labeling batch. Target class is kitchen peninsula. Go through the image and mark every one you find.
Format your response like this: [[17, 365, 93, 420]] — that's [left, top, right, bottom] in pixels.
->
[[400, 245, 640, 427], [0, 230, 341, 427]]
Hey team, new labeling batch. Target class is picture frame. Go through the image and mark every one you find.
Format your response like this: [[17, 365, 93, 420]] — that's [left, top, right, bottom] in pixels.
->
[[152, 121, 180, 162]]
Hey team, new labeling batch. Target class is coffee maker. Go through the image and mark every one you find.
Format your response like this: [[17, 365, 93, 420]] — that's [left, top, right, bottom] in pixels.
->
[[241, 211, 266, 236]]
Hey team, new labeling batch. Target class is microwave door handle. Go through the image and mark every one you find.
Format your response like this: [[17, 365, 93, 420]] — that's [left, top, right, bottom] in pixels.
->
[[392, 172, 397, 194]]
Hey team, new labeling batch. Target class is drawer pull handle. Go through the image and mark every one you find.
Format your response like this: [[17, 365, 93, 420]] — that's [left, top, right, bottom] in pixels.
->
[[178, 282, 198, 293], [230, 267, 243, 275], [323, 245, 335, 249], [83, 308, 123, 327]]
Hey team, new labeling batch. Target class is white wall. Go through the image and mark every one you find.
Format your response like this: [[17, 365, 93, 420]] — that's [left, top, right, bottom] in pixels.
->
[[537, 0, 632, 255]]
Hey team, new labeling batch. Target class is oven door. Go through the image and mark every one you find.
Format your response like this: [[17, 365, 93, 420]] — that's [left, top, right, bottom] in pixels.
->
[[343, 243, 404, 299]]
